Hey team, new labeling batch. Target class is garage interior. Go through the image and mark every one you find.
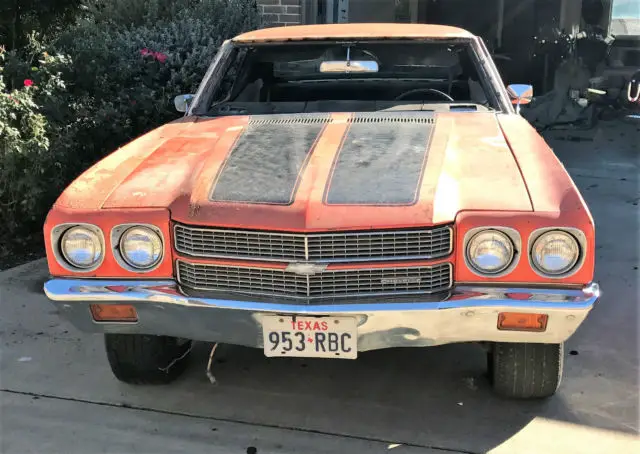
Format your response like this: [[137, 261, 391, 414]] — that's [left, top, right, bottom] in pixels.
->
[[300, 0, 639, 127], [324, 0, 575, 90]]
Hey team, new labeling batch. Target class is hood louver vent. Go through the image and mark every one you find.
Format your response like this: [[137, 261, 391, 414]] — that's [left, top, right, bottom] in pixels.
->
[[246, 112, 435, 126], [248, 113, 330, 126], [351, 112, 435, 124]]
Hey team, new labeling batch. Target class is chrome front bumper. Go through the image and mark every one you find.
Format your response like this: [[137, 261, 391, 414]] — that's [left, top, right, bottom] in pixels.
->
[[44, 280, 600, 351]]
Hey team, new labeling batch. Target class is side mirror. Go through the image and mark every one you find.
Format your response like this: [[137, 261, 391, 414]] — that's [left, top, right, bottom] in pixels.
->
[[507, 84, 533, 114], [174, 94, 195, 113]]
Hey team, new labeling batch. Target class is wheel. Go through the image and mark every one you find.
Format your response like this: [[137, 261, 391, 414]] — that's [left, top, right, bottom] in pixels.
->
[[104, 334, 192, 384], [489, 342, 564, 399]]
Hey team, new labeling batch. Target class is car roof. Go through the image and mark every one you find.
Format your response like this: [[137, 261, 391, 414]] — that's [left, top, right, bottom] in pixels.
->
[[232, 23, 475, 43]]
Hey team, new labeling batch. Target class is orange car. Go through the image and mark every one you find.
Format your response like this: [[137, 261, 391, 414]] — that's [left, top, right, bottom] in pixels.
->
[[43, 24, 600, 398]]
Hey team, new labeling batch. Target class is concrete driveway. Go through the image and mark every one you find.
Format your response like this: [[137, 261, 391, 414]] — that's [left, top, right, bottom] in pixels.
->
[[1, 120, 639, 454]]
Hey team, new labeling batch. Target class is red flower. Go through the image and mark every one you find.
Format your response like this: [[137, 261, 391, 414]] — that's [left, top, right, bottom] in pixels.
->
[[131, 100, 136, 105], [23, 79, 34, 87], [140, 48, 167, 63]]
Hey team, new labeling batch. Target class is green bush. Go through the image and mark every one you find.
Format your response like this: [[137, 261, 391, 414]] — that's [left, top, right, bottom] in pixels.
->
[[0, 0, 82, 51], [0, 0, 260, 261], [0, 47, 74, 243], [54, 0, 260, 157], [64, 1, 259, 100]]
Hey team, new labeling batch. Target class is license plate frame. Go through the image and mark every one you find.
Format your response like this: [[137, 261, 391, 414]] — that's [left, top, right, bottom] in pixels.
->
[[262, 315, 358, 359]]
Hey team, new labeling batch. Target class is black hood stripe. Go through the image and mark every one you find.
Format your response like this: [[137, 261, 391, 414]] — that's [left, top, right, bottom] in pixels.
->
[[210, 115, 328, 205], [324, 113, 435, 206]]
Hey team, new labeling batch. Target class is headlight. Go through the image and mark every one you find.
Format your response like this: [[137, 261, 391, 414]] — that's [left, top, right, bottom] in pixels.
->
[[466, 229, 515, 274], [120, 226, 163, 269], [60, 226, 103, 269], [531, 230, 580, 275]]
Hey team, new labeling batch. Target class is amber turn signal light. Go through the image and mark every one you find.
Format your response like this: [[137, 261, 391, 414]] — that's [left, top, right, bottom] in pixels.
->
[[497, 312, 548, 332], [90, 304, 138, 322]]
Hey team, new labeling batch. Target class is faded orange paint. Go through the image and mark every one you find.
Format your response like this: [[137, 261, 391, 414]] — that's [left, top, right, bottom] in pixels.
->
[[454, 211, 594, 285], [66, 113, 528, 227], [232, 23, 474, 43], [54, 118, 195, 211], [497, 114, 594, 215], [44, 111, 595, 286], [44, 207, 173, 278]]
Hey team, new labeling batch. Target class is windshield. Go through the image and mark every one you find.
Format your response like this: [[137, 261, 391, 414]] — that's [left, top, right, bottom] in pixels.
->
[[205, 39, 498, 114]]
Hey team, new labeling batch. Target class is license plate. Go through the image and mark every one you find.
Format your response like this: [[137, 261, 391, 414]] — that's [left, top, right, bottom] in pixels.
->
[[262, 315, 357, 359]]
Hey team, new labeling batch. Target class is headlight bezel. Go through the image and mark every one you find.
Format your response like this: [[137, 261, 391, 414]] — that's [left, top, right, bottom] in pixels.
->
[[528, 227, 585, 278], [111, 223, 165, 272], [463, 227, 521, 277], [52, 223, 105, 272]]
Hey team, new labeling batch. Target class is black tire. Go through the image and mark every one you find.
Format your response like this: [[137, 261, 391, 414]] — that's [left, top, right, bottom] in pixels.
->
[[490, 342, 564, 399], [104, 334, 192, 385]]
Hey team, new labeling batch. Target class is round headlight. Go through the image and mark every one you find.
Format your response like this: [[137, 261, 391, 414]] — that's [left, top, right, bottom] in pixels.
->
[[120, 226, 163, 269], [61, 226, 103, 269], [466, 230, 515, 274], [531, 230, 580, 275]]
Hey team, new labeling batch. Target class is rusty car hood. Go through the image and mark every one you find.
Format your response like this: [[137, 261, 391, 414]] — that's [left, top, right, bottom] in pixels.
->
[[56, 112, 533, 229]]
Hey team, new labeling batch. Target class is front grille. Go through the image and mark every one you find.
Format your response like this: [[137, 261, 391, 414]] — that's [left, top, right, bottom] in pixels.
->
[[174, 224, 452, 262], [175, 225, 307, 261], [177, 261, 452, 299]]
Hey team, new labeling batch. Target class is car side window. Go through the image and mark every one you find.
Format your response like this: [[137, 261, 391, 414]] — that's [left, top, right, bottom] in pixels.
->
[[211, 48, 249, 103]]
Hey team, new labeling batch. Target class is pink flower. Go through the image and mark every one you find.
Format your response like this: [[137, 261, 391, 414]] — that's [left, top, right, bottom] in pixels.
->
[[23, 79, 34, 87], [154, 52, 167, 64], [140, 48, 167, 63], [131, 100, 136, 105]]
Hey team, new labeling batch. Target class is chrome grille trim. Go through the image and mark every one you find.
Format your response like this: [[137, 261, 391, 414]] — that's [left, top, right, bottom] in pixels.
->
[[174, 224, 453, 263], [177, 261, 453, 299]]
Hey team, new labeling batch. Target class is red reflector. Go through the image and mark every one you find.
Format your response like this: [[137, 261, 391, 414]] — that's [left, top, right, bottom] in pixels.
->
[[497, 312, 548, 332], [90, 304, 138, 322]]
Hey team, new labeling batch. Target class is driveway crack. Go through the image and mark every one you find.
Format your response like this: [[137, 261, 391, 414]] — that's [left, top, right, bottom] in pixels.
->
[[1, 388, 478, 454]]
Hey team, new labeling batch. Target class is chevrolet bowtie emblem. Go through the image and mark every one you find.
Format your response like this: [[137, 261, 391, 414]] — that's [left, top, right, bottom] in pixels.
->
[[285, 262, 328, 276]]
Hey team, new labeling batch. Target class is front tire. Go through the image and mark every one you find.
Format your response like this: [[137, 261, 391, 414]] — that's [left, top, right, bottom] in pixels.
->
[[490, 342, 564, 399], [105, 334, 192, 385]]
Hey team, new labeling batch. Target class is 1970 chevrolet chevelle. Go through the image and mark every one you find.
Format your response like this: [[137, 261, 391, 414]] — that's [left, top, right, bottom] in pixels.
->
[[43, 24, 600, 399]]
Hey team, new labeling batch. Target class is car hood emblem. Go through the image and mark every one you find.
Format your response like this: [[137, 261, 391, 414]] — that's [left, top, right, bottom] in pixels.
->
[[285, 262, 328, 276]]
